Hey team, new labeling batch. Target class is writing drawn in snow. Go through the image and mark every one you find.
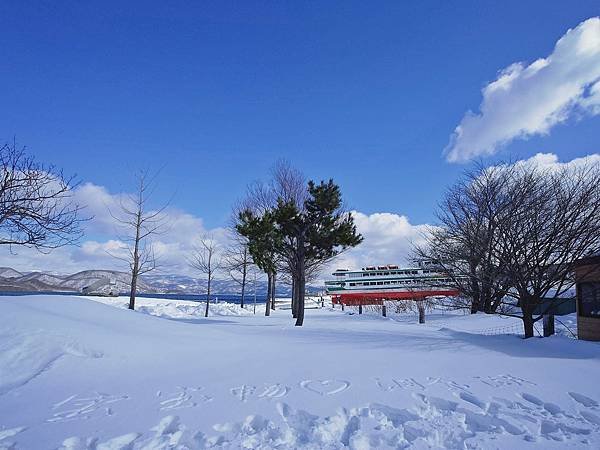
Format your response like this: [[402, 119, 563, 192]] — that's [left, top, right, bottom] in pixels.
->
[[373, 377, 425, 392], [474, 374, 536, 388], [47, 392, 129, 423], [299, 380, 350, 396], [230, 383, 290, 402], [157, 386, 212, 410]]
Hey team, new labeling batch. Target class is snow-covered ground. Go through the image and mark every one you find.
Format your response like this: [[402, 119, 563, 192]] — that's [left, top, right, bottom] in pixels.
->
[[1, 295, 599, 449]]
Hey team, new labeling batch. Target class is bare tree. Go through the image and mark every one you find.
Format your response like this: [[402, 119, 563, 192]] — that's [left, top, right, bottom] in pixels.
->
[[414, 163, 516, 314], [108, 170, 169, 310], [223, 234, 253, 308], [419, 160, 600, 338], [189, 234, 223, 317], [493, 163, 600, 337], [0, 140, 86, 250]]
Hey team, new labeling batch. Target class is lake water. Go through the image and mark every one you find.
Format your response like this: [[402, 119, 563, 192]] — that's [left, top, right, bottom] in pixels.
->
[[0, 291, 270, 304]]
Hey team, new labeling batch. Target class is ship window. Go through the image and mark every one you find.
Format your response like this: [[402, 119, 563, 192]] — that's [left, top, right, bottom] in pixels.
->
[[377, 281, 383, 285], [350, 283, 355, 286], [384, 281, 390, 285]]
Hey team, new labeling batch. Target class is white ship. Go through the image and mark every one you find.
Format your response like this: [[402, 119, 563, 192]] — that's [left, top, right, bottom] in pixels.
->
[[325, 260, 459, 305]]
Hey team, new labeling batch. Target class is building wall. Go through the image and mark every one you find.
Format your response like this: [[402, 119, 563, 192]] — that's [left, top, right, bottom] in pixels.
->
[[575, 257, 600, 341]]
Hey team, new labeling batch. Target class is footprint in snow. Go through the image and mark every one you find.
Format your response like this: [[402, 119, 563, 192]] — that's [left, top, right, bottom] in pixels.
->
[[568, 392, 599, 408]]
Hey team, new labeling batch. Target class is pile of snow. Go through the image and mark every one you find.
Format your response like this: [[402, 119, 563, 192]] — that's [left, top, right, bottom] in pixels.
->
[[0, 329, 102, 396], [87, 295, 255, 318]]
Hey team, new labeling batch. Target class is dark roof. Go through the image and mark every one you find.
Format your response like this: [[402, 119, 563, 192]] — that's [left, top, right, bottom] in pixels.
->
[[574, 254, 600, 267]]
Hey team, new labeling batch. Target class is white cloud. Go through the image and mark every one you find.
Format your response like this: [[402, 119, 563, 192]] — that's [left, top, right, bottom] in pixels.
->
[[0, 182, 228, 276], [322, 211, 432, 280], [445, 17, 600, 163], [1, 181, 433, 282], [492, 151, 600, 173]]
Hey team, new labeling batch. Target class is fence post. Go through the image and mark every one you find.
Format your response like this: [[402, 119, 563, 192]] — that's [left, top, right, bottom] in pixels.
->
[[543, 314, 555, 337], [382, 304, 387, 317], [417, 301, 425, 324], [341, 303, 345, 311], [359, 304, 363, 315]]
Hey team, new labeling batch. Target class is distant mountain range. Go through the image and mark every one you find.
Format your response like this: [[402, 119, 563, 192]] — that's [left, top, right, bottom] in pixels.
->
[[0, 267, 320, 296]]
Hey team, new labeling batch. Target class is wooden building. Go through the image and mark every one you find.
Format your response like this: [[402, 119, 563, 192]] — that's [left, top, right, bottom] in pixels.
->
[[575, 255, 600, 341]]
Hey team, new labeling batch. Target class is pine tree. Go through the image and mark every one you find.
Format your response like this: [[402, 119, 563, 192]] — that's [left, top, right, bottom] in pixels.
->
[[236, 210, 280, 316], [273, 180, 363, 326]]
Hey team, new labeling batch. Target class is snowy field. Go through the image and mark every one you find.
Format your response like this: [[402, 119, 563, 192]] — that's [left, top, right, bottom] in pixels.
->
[[1, 295, 599, 449]]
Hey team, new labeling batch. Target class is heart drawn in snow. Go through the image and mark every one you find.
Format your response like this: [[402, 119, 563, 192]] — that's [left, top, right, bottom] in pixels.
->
[[300, 379, 351, 396]]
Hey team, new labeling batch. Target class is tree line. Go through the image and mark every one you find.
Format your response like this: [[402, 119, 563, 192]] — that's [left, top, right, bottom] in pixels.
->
[[4, 139, 599, 336], [416, 161, 600, 338], [0, 142, 363, 325]]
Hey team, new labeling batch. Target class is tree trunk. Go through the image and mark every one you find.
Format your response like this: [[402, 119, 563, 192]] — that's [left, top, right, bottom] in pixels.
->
[[265, 273, 271, 316], [205, 277, 211, 317], [271, 272, 276, 310], [128, 271, 137, 310], [522, 314, 534, 338], [291, 276, 298, 318], [483, 298, 493, 314], [417, 301, 425, 324], [521, 296, 536, 338], [240, 262, 246, 309], [295, 247, 306, 326], [129, 213, 142, 311]]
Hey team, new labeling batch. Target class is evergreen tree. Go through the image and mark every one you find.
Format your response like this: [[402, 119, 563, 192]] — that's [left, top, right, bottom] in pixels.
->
[[273, 179, 363, 326], [236, 210, 280, 316]]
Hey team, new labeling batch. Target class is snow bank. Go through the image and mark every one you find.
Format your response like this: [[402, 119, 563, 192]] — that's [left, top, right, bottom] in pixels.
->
[[86, 295, 255, 319], [0, 329, 102, 396]]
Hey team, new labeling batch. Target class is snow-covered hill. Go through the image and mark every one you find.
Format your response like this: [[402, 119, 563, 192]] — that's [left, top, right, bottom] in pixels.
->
[[0, 267, 23, 278], [0, 267, 313, 295], [60, 270, 151, 293]]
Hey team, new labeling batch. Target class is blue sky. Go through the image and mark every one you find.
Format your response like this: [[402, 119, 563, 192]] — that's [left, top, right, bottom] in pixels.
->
[[2, 1, 600, 273]]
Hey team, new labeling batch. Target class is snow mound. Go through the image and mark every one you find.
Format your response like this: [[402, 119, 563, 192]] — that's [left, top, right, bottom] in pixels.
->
[[0, 329, 102, 396], [87, 296, 254, 319]]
